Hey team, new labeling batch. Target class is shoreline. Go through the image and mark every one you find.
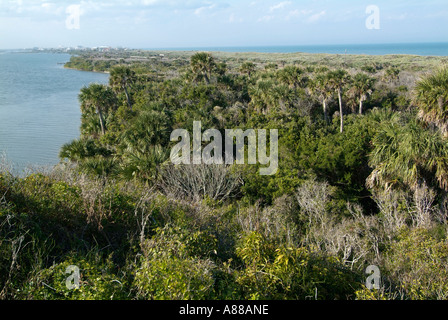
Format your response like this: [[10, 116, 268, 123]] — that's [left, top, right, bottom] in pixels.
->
[[63, 65, 110, 74], [8, 41, 448, 57]]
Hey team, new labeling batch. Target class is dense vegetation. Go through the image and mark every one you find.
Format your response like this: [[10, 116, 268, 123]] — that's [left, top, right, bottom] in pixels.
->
[[1, 50, 448, 300]]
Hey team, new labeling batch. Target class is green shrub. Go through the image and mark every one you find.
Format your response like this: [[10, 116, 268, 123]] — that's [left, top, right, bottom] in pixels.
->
[[133, 225, 217, 300], [21, 255, 127, 300], [134, 255, 215, 300], [355, 287, 392, 300], [235, 231, 362, 300], [385, 228, 448, 300]]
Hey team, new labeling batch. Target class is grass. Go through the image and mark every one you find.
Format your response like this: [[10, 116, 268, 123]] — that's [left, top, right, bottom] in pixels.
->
[[64, 48, 448, 74]]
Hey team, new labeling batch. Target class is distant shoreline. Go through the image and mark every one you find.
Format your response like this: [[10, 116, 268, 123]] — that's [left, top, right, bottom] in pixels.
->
[[3, 42, 448, 57]]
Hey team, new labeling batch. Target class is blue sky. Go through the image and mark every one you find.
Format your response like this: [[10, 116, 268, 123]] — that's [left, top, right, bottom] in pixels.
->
[[0, 0, 447, 49]]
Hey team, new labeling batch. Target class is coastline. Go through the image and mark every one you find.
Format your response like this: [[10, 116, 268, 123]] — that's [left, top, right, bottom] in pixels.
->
[[18, 47, 446, 75], [63, 65, 110, 74]]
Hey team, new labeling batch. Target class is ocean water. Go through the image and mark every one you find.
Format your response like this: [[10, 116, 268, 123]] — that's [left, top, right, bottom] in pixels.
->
[[0, 52, 109, 174], [151, 42, 448, 56]]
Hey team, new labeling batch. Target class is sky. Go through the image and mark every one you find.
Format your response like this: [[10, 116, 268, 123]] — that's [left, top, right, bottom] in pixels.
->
[[0, 0, 447, 49]]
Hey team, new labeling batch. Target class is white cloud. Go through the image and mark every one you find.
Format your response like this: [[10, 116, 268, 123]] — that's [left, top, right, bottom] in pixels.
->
[[284, 8, 325, 22], [194, 4, 217, 16], [307, 10, 326, 23], [141, 0, 159, 5], [386, 13, 408, 21], [269, 1, 291, 12]]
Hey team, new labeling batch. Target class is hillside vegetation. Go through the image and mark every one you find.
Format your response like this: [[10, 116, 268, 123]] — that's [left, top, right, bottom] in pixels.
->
[[1, 50, 448, 300]]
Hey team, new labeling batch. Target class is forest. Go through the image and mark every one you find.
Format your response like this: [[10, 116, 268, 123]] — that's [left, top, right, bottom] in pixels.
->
[[1, 49, 448, 300]]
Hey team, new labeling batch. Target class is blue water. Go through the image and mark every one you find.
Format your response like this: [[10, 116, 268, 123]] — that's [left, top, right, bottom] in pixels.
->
[[0, 52, 109, 174], [150, 42, 448, 56]]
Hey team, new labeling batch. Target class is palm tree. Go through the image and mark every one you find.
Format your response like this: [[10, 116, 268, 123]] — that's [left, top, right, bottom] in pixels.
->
[[367, 113, 448, 191], [79, 156, 117, 177], [271, 84, 293, 113], [382, 66, 400, 84], [264, 63, 278, 72], [59, 138, 112, 161], [414, 66, 448, 137], [109, 66, 136, 110], [190, 52, 216, 85], [310, 73, 333, 121], [121, 110, 170, 152], [326, 69, 351, 133], [216, 62, 228, 76], [79, 84, 116, 135], [119, 110, 170, 181], [119, 145, 167, 181], [239, 62, 257, 79], [60, 138, 96, 162], [347, 73, 376, 115], [276, 65, 306, 89], [249, 79, 277, 114]]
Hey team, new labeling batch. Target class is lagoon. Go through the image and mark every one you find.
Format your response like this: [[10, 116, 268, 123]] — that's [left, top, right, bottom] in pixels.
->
[[0, 52, 109, 174]]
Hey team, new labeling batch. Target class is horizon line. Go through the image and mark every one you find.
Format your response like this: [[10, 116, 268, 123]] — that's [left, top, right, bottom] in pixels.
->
[[2, 41, 448, 51]]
